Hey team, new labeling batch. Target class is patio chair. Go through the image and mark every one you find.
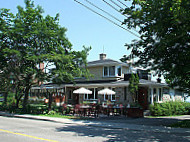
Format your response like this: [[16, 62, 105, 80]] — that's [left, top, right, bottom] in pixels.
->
[[74, 104, 82, 116]]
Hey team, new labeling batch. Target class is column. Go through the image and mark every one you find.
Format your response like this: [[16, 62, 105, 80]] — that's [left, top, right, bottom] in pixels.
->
[[151, 87, 154, 104], [157, 88, 159, 102]]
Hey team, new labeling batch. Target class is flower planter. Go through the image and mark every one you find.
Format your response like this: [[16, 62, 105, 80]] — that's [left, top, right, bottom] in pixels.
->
[[127, 107, 144, 118]]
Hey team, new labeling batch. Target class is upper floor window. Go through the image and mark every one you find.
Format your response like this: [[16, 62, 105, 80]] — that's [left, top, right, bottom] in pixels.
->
[[117, 66, 121, 76], [103, 66, 122, 77], [109, 66, 115, 76], [104, 66, 115, 77], [104, 66, 108, 76]]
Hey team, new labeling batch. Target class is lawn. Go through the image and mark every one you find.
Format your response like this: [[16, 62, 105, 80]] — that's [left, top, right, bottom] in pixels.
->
[[35, 113, 90, 120], [170, 120, 190, 128], [38, 113, 79, 119], [145, 115, 184, 118]]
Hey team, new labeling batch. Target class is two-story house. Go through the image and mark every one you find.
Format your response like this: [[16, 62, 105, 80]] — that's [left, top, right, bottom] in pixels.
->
[[30, 53, 185, 109]]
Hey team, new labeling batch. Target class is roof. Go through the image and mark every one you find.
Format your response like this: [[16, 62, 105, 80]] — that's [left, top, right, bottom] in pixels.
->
[[87, 59, 128, 67], [65, 79, 168, 88], [31, 79, 168, 90]]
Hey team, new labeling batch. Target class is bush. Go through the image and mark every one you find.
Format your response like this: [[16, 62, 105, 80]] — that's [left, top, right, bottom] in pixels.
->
[[150, 101, 190, 116], [48, 110, 57, 115], [27, 104, 48, 114]]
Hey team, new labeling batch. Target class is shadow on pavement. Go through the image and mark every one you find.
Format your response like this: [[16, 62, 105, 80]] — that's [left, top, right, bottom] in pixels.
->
[[55, 120, 190, 142]]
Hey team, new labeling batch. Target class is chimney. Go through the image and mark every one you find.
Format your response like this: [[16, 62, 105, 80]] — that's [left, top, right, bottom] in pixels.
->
[[99, 53, 106, 60]]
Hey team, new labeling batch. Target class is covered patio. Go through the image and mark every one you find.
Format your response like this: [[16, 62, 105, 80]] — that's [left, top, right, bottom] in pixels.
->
[[29, 79, 174, 117]]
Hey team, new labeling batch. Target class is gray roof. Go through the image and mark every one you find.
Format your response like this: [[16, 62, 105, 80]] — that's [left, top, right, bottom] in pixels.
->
[[31, 79, 168, 90], [87, 59, 128, 67], [65, 79, 168, 88]]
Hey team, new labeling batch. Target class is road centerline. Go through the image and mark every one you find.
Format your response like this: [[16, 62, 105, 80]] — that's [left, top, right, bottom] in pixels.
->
[[0, 128, 59, 142]]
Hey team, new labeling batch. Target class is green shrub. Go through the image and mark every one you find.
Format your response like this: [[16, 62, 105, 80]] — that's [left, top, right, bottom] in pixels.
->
[[150, 101, 190, 116], [48, 110, 57, 115], [27, 104, 48, 114]]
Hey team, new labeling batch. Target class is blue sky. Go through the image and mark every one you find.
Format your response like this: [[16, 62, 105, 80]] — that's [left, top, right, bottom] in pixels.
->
[[0, 0, 138, 61]]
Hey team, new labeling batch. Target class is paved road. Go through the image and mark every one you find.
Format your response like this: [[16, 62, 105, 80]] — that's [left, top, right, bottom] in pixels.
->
[[0, 116, 190, 142]]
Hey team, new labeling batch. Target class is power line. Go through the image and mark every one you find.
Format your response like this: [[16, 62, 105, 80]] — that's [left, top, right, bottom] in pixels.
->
[[84, 0, 123, 23], [116, 0, 129, 8], [103, 0, 139, 33], [108, 0, 124, 10], [102, 0, 127, 18], [73, 0, 140, 38]]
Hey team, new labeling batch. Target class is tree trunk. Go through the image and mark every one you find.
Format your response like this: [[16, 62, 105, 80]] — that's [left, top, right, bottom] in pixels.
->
[[22, 85, 30, 112], [15, 89, 19, 109], [16, 94, 23, 109]]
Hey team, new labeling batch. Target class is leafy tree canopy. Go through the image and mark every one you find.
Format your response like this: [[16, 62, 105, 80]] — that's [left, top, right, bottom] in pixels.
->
[[0, 0, 91, 108], [121, 0, 190, 93], [129, 73, 139, 102]]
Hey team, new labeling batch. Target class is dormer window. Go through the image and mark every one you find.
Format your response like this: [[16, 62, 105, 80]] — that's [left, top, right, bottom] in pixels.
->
[[103, 66, 115, 77], [104, 66, 108, 76], [103, 66, 122, 77], [109, 66, 115, 76], [117, 66, 121, 76]]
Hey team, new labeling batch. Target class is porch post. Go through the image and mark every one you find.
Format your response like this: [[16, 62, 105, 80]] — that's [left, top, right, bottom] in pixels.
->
[[157, 88, 159, 102], [151, 87, 154, 104]]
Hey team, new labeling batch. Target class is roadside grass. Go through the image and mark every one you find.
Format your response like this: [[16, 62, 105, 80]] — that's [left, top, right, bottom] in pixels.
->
[[170, 120, 190, 128], [145, 115, 184, 118], [36, 113, 89, 120]]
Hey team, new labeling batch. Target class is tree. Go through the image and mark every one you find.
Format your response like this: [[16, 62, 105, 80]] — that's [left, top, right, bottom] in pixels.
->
[[129, 73, 139, 103], [0, 0, 90, 110], [121, 0, 190, 93]]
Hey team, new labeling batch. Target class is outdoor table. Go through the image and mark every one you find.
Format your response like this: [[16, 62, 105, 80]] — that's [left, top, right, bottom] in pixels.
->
[[80, 105, 92, 117], [113, 105, 124, 116], [102, 105, 113, 116]]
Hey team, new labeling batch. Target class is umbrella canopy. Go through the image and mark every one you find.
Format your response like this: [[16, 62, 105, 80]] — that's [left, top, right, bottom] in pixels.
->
[[73, 87, 92, 94], [98, 88, 116, 95]]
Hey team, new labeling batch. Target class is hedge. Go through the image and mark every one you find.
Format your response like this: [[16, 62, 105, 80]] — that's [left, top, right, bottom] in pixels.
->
[[150, 101, 190, 116]]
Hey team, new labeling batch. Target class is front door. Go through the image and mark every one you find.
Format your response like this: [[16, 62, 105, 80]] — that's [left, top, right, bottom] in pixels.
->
[[138, 87, 148, 110]]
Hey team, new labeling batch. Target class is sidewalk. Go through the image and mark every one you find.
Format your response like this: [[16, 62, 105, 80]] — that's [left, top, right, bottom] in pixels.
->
[[0, 111, 190, 134]]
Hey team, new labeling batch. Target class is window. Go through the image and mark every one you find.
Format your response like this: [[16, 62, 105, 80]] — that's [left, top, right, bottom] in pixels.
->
[[104, 67, 108, 76], [89, 94, 94, 99], [103, 88, 116, 101], [117, 66, 121, 76], [84, 94, 88, 100], [84, 88, 98, 100], [111, 95, 116, 101], [103, 66, 115, 77], [109, 66, 115, 76], [104, 94, 109, 100]]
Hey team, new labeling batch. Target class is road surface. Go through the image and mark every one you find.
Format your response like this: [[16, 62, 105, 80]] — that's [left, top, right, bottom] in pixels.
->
[[0, 116, 189, 142]]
